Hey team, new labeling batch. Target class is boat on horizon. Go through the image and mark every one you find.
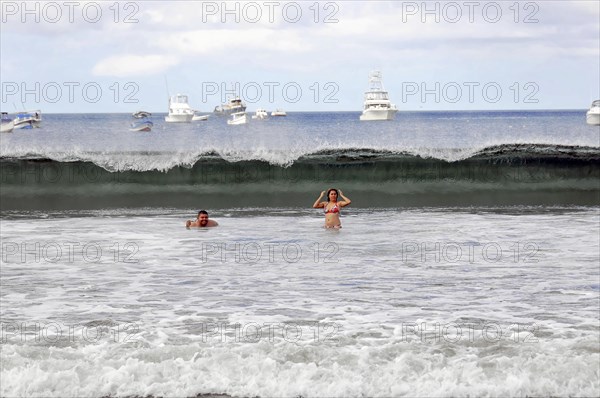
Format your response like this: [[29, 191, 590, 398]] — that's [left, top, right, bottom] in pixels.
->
[[271, 109, 287, 117], [214, 97, 246, 116], [252, 109, 269, 120], [165, 94, 194, 123], [133, 110, 152, 119], [192, 111, 209, 121], [1, 112, 14, 133], [227, 111, 248, 125], [13, 110, 42, 129], [359, 71, 397, 121], [130, 120, 153, 132], [586, 100, 600, 125], [130, 111, 153, 132]]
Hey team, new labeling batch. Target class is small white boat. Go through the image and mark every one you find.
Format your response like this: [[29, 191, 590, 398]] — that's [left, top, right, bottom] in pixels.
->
[[227, 111, 248, 125], [130, 120, 153, 132], [192, 112, 209, 121], [252, 109, 269, 119], [165, 94, 194, 123], [13, 110, 42, 129], [130, 111, 153, 132], [586, 100, 600, 125], [215, 97, 246, 116], [359, 71, 397, 121], [1, 112, 14, 133], [132, 110, 152, 119], [271, 109, 287, 117]]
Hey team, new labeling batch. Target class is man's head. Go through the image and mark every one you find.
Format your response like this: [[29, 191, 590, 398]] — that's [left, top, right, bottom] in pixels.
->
[[197, 210, 209, 227]]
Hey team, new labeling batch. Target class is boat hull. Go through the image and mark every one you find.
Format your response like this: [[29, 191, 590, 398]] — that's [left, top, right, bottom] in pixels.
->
[[360, 109, 397, 121], [130, 121, 153, 132], [130, 126, 152, 132], [214, 106, 246, 116], [252, 111, 268, 119], [586, 110, 600, 126], [227, 113, 248, 125], [165, 114, 194, 123], [13, 121, 34, 129], [1, 121, 14, 133]]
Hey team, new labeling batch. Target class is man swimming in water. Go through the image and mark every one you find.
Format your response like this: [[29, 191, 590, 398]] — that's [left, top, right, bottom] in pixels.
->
[[186, 210, 219, 228]]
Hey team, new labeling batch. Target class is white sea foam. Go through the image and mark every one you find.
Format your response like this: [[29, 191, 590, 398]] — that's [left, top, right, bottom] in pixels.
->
[[1, 338, 598, 397], [1, 208, 599, 396]]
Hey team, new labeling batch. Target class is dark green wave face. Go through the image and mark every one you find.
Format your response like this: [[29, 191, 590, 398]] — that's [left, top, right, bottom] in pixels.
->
[[1, 144, 599, 210]]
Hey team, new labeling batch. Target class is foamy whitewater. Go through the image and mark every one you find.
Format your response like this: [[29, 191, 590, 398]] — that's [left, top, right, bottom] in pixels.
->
[[1, 111, 599, 397]]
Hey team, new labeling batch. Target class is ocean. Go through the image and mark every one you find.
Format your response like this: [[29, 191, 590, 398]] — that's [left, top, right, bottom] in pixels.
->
[[1, 110, 599, 397]]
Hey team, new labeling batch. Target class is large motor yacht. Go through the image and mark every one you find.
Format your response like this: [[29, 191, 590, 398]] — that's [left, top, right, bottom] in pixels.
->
[[359, 71, 397, 121]]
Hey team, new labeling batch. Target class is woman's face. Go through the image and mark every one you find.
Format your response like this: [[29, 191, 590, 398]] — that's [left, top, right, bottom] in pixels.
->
[[328, 190, 338, 201]]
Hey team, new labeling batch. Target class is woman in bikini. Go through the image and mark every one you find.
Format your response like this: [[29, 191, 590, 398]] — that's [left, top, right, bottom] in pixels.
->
[[312, 188, 352, 228]]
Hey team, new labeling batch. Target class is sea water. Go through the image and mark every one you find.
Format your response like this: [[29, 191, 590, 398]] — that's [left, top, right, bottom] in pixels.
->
[[1, 111, 599, 397]]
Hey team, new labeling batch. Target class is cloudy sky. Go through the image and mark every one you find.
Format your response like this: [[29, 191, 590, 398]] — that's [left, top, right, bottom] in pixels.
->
[[1, 0, 599, 112]]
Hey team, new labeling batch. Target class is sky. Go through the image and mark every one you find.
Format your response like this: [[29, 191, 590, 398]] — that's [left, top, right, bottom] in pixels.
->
[[1, 0, 599, 112]]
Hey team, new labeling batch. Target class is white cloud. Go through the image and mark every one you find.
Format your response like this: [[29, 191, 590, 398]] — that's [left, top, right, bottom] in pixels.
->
[[154, 28, 312, 55], [2, 0, 598, 111], [92, 55, 179, 77]]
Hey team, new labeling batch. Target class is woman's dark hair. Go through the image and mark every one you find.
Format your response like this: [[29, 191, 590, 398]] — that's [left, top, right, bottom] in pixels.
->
[[327, 189, 339, 202]]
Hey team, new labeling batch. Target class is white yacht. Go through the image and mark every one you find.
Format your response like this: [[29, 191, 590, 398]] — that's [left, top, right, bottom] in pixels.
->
[[359, 71, 397, 121], [227, 111, 248, 125], [214, 97, 246, 115], [192, 111, 209, 121], [586, 100, 600, 125], [271, 109, 287, 117], [252, 109, 269, 119], [165, 94, 194, 123], [1, 112, 14, 133]]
